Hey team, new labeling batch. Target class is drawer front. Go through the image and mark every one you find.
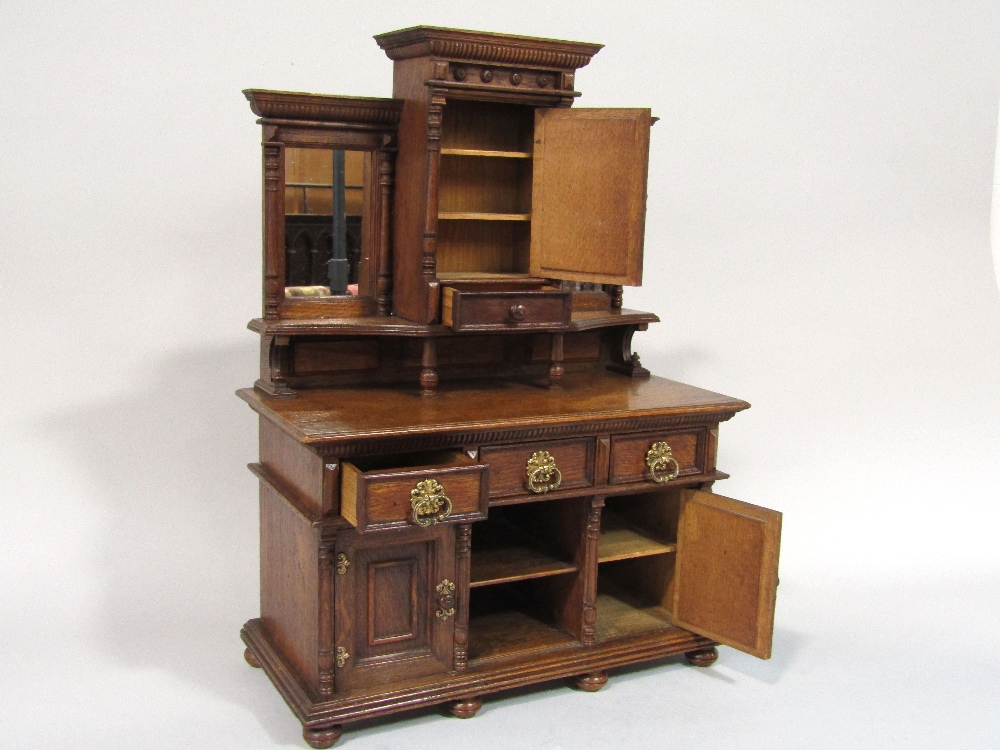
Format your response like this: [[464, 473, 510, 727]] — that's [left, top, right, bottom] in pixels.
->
[[342, 455, 488, 532], [609, 429, 706, 486], [442, 287, 571, 331], [479, 437, 595, 498]]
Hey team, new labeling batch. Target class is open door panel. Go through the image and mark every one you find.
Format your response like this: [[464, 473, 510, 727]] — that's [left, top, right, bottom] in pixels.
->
[[529, 108, 650, 286], [673, 490, 781, 659]]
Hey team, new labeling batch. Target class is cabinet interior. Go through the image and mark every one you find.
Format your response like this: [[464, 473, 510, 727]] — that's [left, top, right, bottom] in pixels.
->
[[468, 498, 585, 662], [596, 490, 682, 642], [437, 100, 537, 281]]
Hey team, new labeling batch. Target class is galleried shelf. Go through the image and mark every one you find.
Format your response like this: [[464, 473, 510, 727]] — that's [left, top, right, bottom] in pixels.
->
[[239, 25, 781, 750]]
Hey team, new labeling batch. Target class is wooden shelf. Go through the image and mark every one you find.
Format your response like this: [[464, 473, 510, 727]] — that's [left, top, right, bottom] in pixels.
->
[[441, 148, 532, 159], [598, 511, 676, 563], [468, 583, 579, 662], [471, 518, 577, 588], [594, 583, 678, 643], [438, 212, 531, 221]]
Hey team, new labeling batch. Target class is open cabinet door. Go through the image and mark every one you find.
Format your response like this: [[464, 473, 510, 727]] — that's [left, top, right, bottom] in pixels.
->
[[529, 108, 650, 286], [673, 490, 781, 659]]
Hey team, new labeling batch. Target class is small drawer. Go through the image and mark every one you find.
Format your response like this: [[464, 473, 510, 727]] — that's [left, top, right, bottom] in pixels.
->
[[341, 451, 488, 532], [441, 285, 571, 331], [479, 437, 595, 499], [609, 429, 705, 486]]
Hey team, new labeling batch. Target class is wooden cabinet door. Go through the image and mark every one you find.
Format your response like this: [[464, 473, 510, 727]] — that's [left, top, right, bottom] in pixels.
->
[[673, 490, 781, 659], [529, 108, 651, 286], [334, 525, 456, 691]]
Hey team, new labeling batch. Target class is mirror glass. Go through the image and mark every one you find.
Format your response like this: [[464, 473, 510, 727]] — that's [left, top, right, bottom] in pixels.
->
[[284, 148, 365, 297]]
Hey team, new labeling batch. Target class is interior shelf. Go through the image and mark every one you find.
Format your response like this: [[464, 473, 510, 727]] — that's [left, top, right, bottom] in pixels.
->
[[598, 510, 677, 563], [471, 517, 577, 588], [593, 580, 678, 643], [467, 582, 579, 662], [441, 148, 532, 159], [438, 212, 531, 221]]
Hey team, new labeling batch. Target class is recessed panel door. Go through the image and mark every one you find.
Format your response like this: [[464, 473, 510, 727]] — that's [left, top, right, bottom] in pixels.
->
[[673, 490, 781, 659], [334, 525, 456, 690], [529, 108, 651, 286]]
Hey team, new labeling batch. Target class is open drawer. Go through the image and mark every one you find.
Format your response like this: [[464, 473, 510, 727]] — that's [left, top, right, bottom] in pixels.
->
[[441, 283, 571, 331], [341, 451, 489, 532]]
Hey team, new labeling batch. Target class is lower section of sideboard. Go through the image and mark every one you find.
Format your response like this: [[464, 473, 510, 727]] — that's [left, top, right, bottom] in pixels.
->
[[241, 617, 718, 748]]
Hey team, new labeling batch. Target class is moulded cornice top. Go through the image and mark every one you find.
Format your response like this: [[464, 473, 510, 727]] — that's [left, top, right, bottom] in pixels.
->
[[243, 89, 404, 124], [374, 26, 603, 70]]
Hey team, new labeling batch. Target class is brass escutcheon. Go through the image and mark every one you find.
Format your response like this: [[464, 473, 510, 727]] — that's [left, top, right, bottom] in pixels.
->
[[410, 478, 453, 527], [646, 441, 680, 483], [335, 646, 349, 668], [526, 450, 562, 494], [435, 579, 456, 621], [335, 553, 350, 575]]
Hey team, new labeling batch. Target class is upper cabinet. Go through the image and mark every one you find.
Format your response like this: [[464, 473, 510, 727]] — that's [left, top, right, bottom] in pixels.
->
[[376, 26, 653, 326]]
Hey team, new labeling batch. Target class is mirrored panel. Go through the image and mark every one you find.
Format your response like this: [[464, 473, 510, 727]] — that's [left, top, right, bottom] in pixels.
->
[[284, 148, 365, 297]]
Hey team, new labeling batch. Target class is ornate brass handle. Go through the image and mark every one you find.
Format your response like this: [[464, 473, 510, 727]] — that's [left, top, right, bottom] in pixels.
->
[[435, 579, 456, 621], [526, 450, 562, 494], [410, 478, 453, 526], [645, 441, 680, 483]]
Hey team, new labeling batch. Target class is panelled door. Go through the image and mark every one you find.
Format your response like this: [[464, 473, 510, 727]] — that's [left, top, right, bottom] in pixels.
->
[[673, 490, 782, 659], [530, 108, 651, 286], [334, 525, 456, 690]]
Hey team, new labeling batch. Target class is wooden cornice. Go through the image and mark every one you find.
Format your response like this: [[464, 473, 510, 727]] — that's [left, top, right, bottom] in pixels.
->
[[244, 90, 403, 125], [374, 26, 602, 70]]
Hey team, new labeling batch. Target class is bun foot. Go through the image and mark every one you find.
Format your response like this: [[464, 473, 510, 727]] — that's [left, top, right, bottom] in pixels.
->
[[303, 725, 342, 748], [685, 646, 719, 667], [243, 647, 261, 668], [448, 697, 483, 719], [574, 671, 608, 692]]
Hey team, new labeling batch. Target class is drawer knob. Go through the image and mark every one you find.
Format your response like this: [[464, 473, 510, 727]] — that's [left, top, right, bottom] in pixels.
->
[[526, 450, 563, 494], [646, 441, 681, 483], [508, 304, 527, 322], [435, 579, 456, 621], [410, 478, 453, 527]]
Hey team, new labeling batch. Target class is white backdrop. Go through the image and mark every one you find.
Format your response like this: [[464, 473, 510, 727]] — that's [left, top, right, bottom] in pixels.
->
[[3, 2, 999, 748]]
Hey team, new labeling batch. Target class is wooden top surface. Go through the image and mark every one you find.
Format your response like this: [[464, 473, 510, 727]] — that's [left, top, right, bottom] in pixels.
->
[[238, 372, 749, 446], [248, 308, 659, 337]]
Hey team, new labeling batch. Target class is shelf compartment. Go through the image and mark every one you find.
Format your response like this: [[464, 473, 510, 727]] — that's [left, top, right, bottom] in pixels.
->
[[598, 509, 677, 563], [441, 148, 532, 159], [441, 100, 534, 153], [467, 581, 579, 663], [471, 517, 577, 588], [436, 221, 530, 276], [439, 212, 531, 221], [594, 581, 679, 643]]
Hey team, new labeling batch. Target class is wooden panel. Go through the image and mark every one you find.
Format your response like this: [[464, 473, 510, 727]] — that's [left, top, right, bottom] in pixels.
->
[[479, 437, 595, 498], [441, 286, 571, 331], [673, 490, 781, 659], [259, 483, 319, 690], [531, 331, 602, 363], [530, 108, 650, 286], [341, 451, 488, 532], [293, 339, 379, 375], [259, 418, 326, 515], [335, 525, 455, 690], [609, 428, 705, 486]]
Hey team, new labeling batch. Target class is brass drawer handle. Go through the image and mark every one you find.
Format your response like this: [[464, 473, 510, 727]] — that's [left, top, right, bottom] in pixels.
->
[[526, 450, 562, 494], [435, 579, 456, 621], [646, 441, 680, 483], [509, 304, 527, 322], [410, 478, 453, 526]]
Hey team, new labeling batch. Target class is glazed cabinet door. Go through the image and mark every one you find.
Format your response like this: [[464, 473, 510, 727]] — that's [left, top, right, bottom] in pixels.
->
[[673, 490, 781, 659], [334, 525, 456, 691], [529, 108, 651, 286]]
